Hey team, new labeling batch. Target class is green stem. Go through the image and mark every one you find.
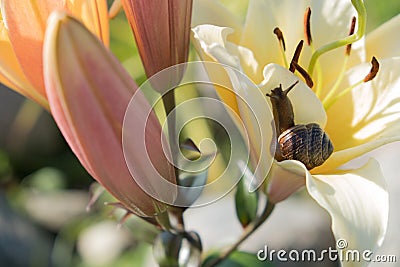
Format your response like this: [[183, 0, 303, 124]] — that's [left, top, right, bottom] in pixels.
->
[[161, 89, 186, 232], [205, 201, 275, 267], [308, 0, 366, 76], [162, 90, 179, 177]]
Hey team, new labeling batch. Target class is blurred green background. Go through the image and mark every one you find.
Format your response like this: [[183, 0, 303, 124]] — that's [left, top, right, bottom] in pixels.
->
[[0, 1, 399, 267]]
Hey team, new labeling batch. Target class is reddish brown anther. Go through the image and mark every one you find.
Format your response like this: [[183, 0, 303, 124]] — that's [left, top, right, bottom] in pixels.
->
[[346, 17, 357, 55], [274, 27, 286, 51], [304, 7, 312, 45], [289, 40, 304, 72], [364, 57, 380, 82], [290, 61, 314, 88]]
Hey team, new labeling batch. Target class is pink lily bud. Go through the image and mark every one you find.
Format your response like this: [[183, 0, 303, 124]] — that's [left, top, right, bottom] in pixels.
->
[[43, 11, 176, 217], [121, 0, 192, 89]]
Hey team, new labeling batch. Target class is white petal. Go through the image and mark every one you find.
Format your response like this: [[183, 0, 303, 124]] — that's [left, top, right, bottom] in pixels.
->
[[240, 0, 306, 82], [366, 14, 400, 59], [261, 64, 327, 127], [192, 24, 258, 76], [307, 158, 389, 267], [224, 66, 275, 191], [325, 57, 400, 153]]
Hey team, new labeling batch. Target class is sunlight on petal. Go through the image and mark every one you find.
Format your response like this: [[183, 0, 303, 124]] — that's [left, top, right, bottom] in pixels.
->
[[325, 58, 400, 151], [3, 0, 64, 94], [67, 0, 109, 47], [0, 18, 48, 107]]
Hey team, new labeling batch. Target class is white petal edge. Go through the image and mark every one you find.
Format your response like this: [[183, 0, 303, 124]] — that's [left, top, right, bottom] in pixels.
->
[[307, 158, 388, 267], [192, 24, 258, 76]]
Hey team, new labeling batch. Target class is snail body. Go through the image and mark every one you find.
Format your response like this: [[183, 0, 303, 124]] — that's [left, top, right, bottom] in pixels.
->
[[266, 82, 333, 170]]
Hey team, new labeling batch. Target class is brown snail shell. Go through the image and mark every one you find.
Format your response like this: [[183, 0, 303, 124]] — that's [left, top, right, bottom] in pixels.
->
[[267, 82, 334, 170], [278, 123, 333, 170]]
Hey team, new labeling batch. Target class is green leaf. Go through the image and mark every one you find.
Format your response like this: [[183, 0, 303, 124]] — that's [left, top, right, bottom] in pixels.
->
[[235, 176, 259, 228], [202, 251, 273, 267]]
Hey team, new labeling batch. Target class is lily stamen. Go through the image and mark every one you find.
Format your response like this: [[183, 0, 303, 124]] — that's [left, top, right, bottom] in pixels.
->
[[303, 7, 323, 96], [303, 7, 312, 46], [323, 57, 380, 110], [289, 40, 304, 73], [291, 61, 314, 88], [364, 56, 380, 82], [273, 27, 289, 68], [346, 17, 357, 55]]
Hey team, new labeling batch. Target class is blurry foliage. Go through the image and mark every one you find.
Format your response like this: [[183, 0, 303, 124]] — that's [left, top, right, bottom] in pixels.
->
[[365, 0, 400, 32]]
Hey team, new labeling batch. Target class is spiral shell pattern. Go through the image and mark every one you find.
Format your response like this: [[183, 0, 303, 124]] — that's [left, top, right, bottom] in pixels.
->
[[278, 123, 334, 170]]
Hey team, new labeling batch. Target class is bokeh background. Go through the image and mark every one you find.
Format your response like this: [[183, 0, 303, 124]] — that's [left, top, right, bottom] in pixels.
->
[[1, 1, 400, 266]]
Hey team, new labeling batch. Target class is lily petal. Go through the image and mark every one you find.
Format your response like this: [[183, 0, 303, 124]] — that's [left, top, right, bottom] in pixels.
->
[[192, 24, 258, 114], [324, 57, 400, 162], [2, 0, 65, 95], [308, 158, 388, 267], [1, 0, 109, 107], [66, 0, 109, 47], [43, 11, 175, 216], [121, 0, 192, 85], [366, 14, 400, 59], [0, 15, 48, 107]]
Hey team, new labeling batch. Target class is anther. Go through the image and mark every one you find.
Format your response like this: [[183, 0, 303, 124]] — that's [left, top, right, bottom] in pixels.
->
[[289, 40, 304, 72], [290, 61, 314, 88], [304, 7, 312, 45], [364, 57, 380, 82], [346, 17, 357, 55], [274, 27, 286, 51]]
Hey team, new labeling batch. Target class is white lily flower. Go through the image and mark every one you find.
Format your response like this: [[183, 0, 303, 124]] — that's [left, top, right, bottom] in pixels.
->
[[192, 0, 400, 266]]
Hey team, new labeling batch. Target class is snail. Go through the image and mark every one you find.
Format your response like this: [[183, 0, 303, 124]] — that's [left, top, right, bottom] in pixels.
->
[[266, 81, 333, 170]]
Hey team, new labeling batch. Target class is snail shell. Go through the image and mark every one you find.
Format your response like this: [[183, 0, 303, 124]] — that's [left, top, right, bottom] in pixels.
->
[[278, 123, 333, 170], [267, 82, 334, 170]]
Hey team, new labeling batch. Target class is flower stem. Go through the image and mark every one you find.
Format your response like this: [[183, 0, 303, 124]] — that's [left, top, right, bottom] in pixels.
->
[[205, 201, 275, 267], [162, 90, 178, 176], [161, 88, 187, 232]]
